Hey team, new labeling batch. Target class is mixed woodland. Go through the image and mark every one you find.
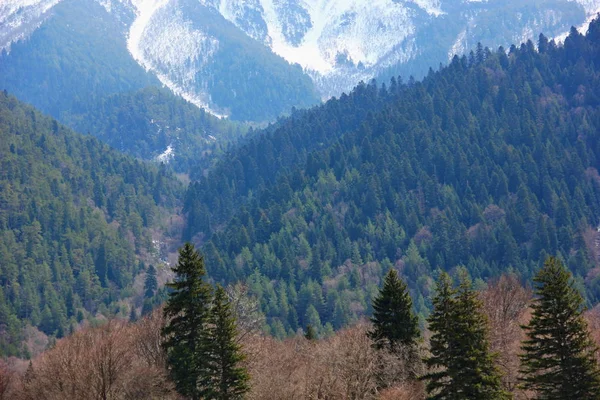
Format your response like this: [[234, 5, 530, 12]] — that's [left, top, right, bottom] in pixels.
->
[[2, 10, 600, 400]]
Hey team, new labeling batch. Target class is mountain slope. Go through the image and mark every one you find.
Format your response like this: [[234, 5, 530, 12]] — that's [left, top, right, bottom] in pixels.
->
[[68, 86, 245, 172], [210, 0, 598, 97], [0, 0, 320, 123], [2, 0, 595, 119], [125, 0, 320, 121], [0, 0, 157, 121], [0, 90, 182, 356], [183, 22, 600, 337]]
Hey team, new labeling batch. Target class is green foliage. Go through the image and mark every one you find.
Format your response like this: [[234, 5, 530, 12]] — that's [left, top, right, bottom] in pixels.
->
[[368, 269, 420, 352], [0, 90, 181, 357], [422, 272, 508, 400], [163, 243, 213, 399], [68, 86, 246, 173], [519, 256, 600, 399], [199, 285, 250, 400], [304, 324, 318, 340], [183, 19, 600, 335], [144, 265, 158, 299]]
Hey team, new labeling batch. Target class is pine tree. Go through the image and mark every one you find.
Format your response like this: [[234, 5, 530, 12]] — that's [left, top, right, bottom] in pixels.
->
[[519, 256, 600, 399], [304, 324, 317, 340], [451, 273, 508, 399], [421, 272, 456, 399], [144, 264, 158, 299], [199, 285, 250, 400], [368, 269, 420, 352], [422, 272, 508, 400], [162, 243, 213, 400]]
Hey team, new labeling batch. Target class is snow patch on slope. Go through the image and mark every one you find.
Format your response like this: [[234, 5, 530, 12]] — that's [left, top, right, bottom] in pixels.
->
[[215, 0, 422, 75], [156, 144, 174, 163], [0, 0, 62, 51], [449, 28, 468, 59], [555, 1, 600, 43], [126, 0, 226, 117]]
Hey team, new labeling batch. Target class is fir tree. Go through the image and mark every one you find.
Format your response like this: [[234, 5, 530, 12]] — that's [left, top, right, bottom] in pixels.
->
[[199, 285, 250, 400], [519, 256, 600, 399], [451, 273, 508, 399], [305, 324, 317, 340], [144, 264, 158, 299], [422, 272, 508, 400], [368, 269, 420, 352], [162, 243, 213, 400], [421, 272, 456, 399]]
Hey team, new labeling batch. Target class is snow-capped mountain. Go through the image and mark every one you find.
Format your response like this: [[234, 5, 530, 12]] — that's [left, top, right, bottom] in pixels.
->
[[1, 0, 599, 115], [203, 0, 600, 97], [0, 0, 61, 52]]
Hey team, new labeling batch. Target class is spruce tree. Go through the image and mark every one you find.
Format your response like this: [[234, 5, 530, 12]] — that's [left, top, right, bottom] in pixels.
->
[[144, 264, 158, 298], [368, 269, 420, 352], [199, 285, 250, 400], [421, 272, 456, 399], [305, 324, 317, 340], [451, 273, 507, 399], [519, 256, 600, 399], [422, 272, 508, 400], [162, 243, 213, 400]]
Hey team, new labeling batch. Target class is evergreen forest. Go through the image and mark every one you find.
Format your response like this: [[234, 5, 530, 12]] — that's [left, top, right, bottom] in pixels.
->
[[184, 22, 600, 337], [0, 91, 182, 356]]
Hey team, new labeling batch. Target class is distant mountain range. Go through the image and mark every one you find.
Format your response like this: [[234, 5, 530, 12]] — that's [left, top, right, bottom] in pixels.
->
[[1, 0, 598, 122]]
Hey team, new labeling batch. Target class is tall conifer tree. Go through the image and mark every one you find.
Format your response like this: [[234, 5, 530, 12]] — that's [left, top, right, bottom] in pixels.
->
[[422, 272, 508, 400], [520, 256, 600, 399], [162, 243, 213, 400], [368, 269, 420, 351], [199, 285, 250, 400]]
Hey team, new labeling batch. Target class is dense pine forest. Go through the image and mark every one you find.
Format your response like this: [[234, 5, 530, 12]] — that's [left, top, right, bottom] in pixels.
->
[[184, 22, 600, 337], [0, 91, 182, 356], [68, 86, 245, 173]]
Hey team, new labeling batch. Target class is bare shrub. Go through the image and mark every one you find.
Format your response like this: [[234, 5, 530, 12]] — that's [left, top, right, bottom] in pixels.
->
[[15, 315, 176, 400], [246, 324, 423, 400], [0, 359, 14, 400]]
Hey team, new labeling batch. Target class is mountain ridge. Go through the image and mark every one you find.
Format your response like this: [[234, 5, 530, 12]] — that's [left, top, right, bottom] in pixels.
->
[[2, 0, 598, 116]]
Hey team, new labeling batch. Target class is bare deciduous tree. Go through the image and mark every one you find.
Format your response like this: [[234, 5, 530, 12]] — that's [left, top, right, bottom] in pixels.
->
[[226, 283, 266, 344], [14, 317, 176, 400], [480, 273, 531, 397], [245, 324, 424, 400]]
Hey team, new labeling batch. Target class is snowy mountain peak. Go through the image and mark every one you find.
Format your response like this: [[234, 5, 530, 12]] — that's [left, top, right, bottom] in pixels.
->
[[126, 0, 225, 116], [210, 0, 436, 75], [1, 0, 599, 117]]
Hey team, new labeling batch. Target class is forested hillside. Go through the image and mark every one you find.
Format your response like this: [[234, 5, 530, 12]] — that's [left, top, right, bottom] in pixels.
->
[[68, 86, 245, 173], [0, 91, 182, 357], [184, 21, 600, 337]]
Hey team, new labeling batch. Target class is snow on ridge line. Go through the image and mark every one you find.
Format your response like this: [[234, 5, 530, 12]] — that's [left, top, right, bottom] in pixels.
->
[[0, 0, 62, 51], [153, 67, 228, 119], [554, 5, 600, 43], [218, 0, 422, 76], [126, 0, 228, 118]]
